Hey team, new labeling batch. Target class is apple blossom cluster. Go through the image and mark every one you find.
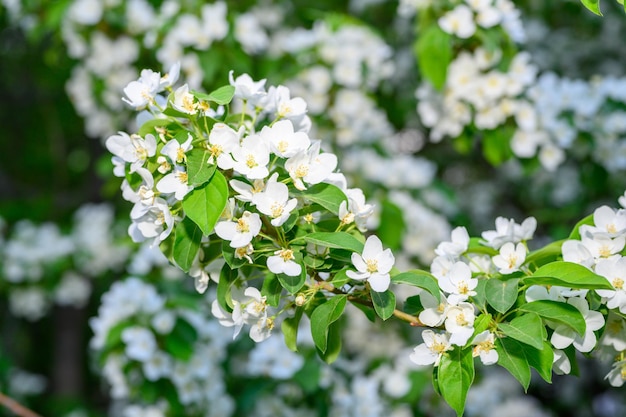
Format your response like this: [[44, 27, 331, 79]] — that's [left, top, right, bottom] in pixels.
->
[[0, 204, 129, 321], [90, 277, 235, 416], [514, 73, 626, 172], [551, 196, 626, 386], [409, 216, 533, 364], [416, 49, 538, 143], [106, 65, 400, 345]]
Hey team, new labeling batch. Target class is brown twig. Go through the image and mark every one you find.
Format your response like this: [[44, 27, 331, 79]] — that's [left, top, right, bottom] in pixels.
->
[[0, 392, 43, 417]]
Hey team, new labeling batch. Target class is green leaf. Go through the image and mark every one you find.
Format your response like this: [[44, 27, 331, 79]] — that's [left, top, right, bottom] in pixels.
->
[[437, 347, 475, 417], [525, 240, 565, 268], [403, 295, 423, 315], [293, 183, 347, 215], [414, 25, 452, 90], [217, 263, 238, 313], [282, 307, 303, 352], [191, 85, 235, 105], [525, 341, 554, 383], [525, 261, 613, 290], [164, 318, 198, 361], [261, 274, 282, 307], [318, 320, 342, 364], [482, 127, 514, 166], [186, 148, 216, 186], [173, 216, 203, 273], [467, 237, 498, 256], [581, 0, 603, 15], [495, 337, 531, 391], [310, 295, 347, 353], [518, 300, 586, 336], [138, 118, 173, 137], [277, 266, 306, 294], [182, 170, 228, 236], [568, 213, 594, 240], [377, 200, 405, 250], [485, 278, 520, 314], [370, 288, 396, 321], [331, 269, 350, 288], [304, 232, 364, 253], [498, 313, 545, 350], [392, 270, 441, 303], [472, 313, 492, 336]]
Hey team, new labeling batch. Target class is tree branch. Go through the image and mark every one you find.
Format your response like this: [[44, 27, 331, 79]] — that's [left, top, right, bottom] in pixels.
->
[[0, 392, 43, 417]]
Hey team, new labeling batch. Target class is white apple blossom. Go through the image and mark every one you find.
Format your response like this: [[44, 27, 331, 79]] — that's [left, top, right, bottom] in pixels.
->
[[229, 70, 267, 103], [409, 330, 453, 366], [207, 123, 241, 168], [595, 257, 626, 313], [438, 261, 477, 305], [122, 69, 161, 109], [438, 5, 476, 39], [346, 235, 395, 292], [338, 188, 374, 232], [550, 297, 604, 352], [252, 179, 298, 227], [260, 119, 310, 158], [156, 165, 191, 200], [230, 178, 265, 202], [492, 242, 527, 274], [552, 349, 571, 375], [471, 331, 498, 365], [121, 326, 157, 362], [590, 205, 626, 236], [171, 83, 197, 115], [579, 228, 625, 260], [435, 226, 470, 258], [128, 197, 175, 247], [418, 290, 449, 327], [161, 134, 193, 165], [561, 240, 594, 269], [105, 132, 157, 172], [285, 141, 338, 190], [599, 313, 626, 352], [481, 216, 536, 249], [222, 135, 271, 180], [445, 302, 476, 346], [605, 360, 626, 387], [267, 248, 302, 277], [214, 211, 262, 248]]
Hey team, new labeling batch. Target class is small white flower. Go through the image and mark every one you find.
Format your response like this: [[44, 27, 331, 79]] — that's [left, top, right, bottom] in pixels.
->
[[106, 132, 157, 172], [595, 257, 626, 313], [161, 134, 193, 165], [121, 326, 157, 362], [171, 83, 197, 115], [223, 135, 271, 180], [418, 291, 449, 327], [435, 226, 469, 258], [409, 330, 453, 366], [285, 141, 337, 190], [260, 119, 310, 158], [122, 69, 161, 109], [229, 70, 267, 104], [606, 360, 626, 387], [338, 188, 374, 232], [252, 178, 298, 227], [492, 242, 526, 274], [445, 302, 475, 346], [550, 297, 604, 352], [156, 165, 191, 200], [214, 211, 262, 248], [267, 248, 301, 277], [128, 197, 175, 247], [346, 235, 395, 292], [471, 331, 498, 365], [208, 123, 241, 169], [438, 261, 477, 305], [438, 5, 476, 39]]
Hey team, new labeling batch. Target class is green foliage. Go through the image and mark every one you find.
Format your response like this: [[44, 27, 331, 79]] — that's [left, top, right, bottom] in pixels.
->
[[293, 183, 347, 215], [525, 261, 613, 290], [392, 270, 441, 302], [485, 278, 520, 313], [304, 232, 365, 253], [498, 313, 545, 350], [173, 216, 203, 272], [437, 347, 475, 417], [310, 295, 347, 361], [370, 288, 396, 320], [186, 149, 217, 186], [182, 170, 229, 236], [191, 85, 235, 105], [414, 25, 452, 90]]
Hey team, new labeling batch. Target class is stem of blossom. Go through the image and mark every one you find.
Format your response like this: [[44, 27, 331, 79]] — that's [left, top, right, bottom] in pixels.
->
[[0, 392, 43, 417], [312, 277, 424, 326]]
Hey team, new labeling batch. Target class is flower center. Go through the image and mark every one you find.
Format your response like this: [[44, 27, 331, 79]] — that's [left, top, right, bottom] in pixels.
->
[[431, 340, 448, 354], [182, 95, 196, 113], [295, 164, 309, 179], [599, 245, 612, 258], [458, 281, 469, 295], [236, 218, 250, 233], [278, 248, 294, 262], [176, 148, 186, 164], [613, 277, 624, 290], [246, 154, 258, 169], [175, 171, 188, 184], [365, 259, 378, 273], [277, 140, 289, 154], [271, 203, 284, 219], [209, 144, 223, 158], [455, 312, 469, 327]]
